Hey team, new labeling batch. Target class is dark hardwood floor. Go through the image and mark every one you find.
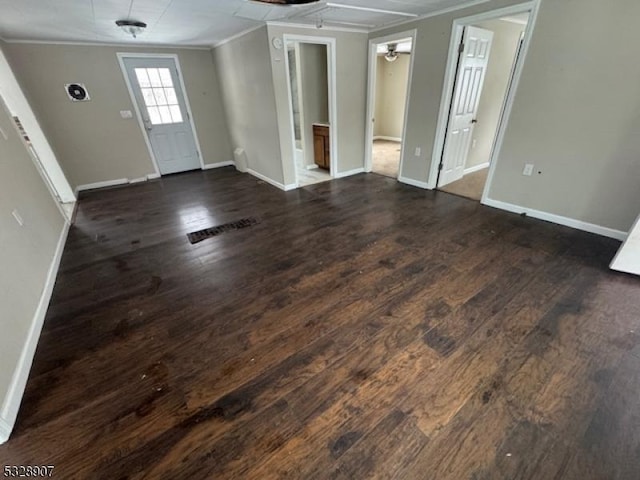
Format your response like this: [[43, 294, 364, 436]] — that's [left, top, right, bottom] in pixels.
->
[[1, 168, 639, 479]]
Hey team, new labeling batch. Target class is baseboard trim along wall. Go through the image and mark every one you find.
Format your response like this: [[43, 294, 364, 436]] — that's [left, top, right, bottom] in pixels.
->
[[246, 168, 296, 191], [203, 161, 235, 170], [75, 178, 128, 194], [483, 197, 628, 241], [335, 167, 365, 179], [398, 175, 430, 190], [373, 136, 402, 142], [0, 219, 71, 444], [464, 162, 490, 175]]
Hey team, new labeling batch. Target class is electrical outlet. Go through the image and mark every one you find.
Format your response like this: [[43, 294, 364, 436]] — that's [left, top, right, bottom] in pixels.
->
[[414, 147, 421, 157], [523, 164, 534, 176], [12, 209, 24, 227]]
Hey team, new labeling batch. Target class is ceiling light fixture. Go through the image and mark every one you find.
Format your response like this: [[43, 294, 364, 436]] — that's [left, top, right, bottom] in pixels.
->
[[115, 19, 147, 39], [385, 44, 399, 63]]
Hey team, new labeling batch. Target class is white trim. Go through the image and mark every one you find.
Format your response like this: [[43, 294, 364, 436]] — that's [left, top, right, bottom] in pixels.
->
[[116, 53, 206, 175], [372, 136, 402, 142], [282, 34, 338, 189], [610, 214, 639, 273], [428, 1, 539, 190], [147, 173, 161, 180], [398, 175, 430, 189], [370, 0, 492, 33], [75, 178, 128, 194], [464, 162, 490, 175], [305, 164, 319, 170], [267, 21, 368, 34], [480, 2, 539, 204], [3, 38, 211, 50], [211, 24, 265, 48], [128, 177, 148, 184], [365, 29, 417, 179], [0, 417, 10, 444], [326, 3, 418, 18], [203, 161, 235, 170], [335, 167, 365, 178], [483, 198, 628, 241], [0, 220, 70, 443], [247, 168, 296, 191]]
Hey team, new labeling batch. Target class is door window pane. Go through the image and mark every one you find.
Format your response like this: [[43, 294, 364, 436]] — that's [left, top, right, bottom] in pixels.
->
[[147, 68, 162, 87], [169, 105, 183, 123], [135, 67, 184, 125]]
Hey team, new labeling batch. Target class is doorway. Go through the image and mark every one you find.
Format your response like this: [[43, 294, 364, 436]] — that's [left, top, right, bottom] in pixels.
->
[[429, 2, 538, 201], [283, 36, 336, 188], [118, 54, 204, 176], [365, 30, 416, 180]]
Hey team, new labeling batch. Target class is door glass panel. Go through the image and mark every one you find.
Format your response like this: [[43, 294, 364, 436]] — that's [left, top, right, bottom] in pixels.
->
[[141, 88, 156, 107], [147, 68, 162, 87], [134, 67, 184, 125], [169, 105, 183, 123], [158, 105, 173, 124], [147, 106, 162, 125]]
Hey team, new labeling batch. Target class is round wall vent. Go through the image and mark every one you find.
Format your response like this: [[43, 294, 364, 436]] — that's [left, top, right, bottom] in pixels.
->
[[65, 83, 90, 102]]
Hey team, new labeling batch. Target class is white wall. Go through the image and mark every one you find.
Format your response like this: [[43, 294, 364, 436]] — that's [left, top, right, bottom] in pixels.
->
[[2, 42, 233, 189], [466, 19, 524, 170], [373, 0, 640, 235], [213, 26, 284, 185], [0, 95, 67, 443], [0, 42, 75, 203], [374, 54, 410, 139]]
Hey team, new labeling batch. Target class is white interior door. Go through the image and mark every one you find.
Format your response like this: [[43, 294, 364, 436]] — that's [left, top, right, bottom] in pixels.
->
[[439, 26, 494, 187], [123, 57, 200, 175]]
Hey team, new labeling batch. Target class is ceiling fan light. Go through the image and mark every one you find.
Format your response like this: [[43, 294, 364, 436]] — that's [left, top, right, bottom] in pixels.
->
[[385, 53, 398, 62], [115, 19, 147, 39]]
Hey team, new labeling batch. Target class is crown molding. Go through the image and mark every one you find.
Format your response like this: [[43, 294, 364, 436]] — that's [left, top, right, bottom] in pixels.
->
[[1, 38, 211, 50], [370, 0, 491, 33], [267, 20, 368, 34], [211, 24, 265, 49]]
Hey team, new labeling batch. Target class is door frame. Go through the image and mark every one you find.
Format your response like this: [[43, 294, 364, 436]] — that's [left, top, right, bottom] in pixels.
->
[[116, 53, 206, 177], [365, 29, 417, 178], [426, 0, 541, 200], [282, 34, 338, 188]]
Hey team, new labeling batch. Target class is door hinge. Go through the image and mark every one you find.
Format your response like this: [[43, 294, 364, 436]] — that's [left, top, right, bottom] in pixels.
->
[[458, 42, 465, 54], [438, 163, 444, 171]]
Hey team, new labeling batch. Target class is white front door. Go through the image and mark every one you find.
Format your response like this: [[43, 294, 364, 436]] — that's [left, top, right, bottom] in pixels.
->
[[123, 57, 201, 175], [439, 26, 494, 187]]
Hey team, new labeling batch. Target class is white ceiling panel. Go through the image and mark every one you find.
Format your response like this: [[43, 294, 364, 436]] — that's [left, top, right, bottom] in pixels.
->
[[0, 0, 487, 47]]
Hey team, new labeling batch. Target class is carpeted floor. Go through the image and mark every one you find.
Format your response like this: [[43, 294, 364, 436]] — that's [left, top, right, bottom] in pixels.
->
[[372, 140, 401, 178], [439, 167, 489, 201]]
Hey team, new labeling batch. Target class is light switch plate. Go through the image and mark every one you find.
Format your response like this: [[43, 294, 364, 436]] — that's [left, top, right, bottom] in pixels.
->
[[523, 164, 534, 176], [415, 147, 421, 157], [120, 110, 133, 119]]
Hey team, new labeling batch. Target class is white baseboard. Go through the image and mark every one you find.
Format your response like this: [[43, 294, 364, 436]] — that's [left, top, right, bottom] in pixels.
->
[[335, 167, 365, 179], [128, 177, 147, 184], [0, 219, 71, 444], [75, 178, 128, 194], [0, 417, 10, 444], [373, 136, 402, 142], [146, 173, 161, 180], [398, 175, 431, 190], [464, 162, 490, 175], [482, 197, 628, 241], [247, 168, 296, 191], [203, 161, 234, 170]]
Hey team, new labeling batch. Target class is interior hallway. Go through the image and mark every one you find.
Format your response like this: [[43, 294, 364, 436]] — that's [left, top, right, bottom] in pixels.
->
[[372, 139, 401, 178], [0, 168, 637, 478], [439, 167, 490, 201]]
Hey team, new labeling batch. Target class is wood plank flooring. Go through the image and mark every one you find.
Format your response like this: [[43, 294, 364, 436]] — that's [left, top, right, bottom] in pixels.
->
[[1, 168, 639, 479]]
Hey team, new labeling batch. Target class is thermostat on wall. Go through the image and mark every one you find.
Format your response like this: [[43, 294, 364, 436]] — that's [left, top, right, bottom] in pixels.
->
[[64, 83, 91, 102]]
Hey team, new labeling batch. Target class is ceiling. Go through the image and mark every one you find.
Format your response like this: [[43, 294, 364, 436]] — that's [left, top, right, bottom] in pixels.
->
[[0, 0, 485, 47]]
